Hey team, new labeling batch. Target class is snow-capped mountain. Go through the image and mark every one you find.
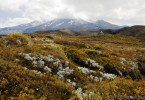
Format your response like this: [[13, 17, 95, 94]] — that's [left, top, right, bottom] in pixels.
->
[[23, 19, 99, 33], [0, 21, 44, 35], [0, 18, 125, 35]]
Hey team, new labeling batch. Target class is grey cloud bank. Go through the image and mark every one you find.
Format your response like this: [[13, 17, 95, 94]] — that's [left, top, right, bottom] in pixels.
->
[[0, 0, 145, 28]]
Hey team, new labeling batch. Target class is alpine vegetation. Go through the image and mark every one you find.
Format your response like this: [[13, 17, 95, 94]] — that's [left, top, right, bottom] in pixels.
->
[[0, 31, 145, 99]]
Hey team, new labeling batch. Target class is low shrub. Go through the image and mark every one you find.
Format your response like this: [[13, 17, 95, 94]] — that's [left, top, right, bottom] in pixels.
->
[[82, 49, 102, 58], [4, 33, 31, 46], [65, 47, 88, 66], [86, 78, 145, 99]]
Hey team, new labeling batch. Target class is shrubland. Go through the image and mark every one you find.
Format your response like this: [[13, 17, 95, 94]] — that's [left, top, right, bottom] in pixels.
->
[[0, 33, 145, 99]]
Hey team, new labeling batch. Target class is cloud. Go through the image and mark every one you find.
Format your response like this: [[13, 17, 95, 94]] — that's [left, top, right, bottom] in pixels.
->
[[62, 0, 145, 25], [0, 0, 145, 27]]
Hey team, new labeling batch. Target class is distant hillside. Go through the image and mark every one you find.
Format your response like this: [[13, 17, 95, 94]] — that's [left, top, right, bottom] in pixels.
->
[[93, 20, 125, 30], [116, 25, 145, 36], [35, 29, 81, 36]]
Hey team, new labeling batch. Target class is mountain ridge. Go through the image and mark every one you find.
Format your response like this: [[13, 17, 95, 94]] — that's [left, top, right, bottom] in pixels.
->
[[0, 18, 125, 35]]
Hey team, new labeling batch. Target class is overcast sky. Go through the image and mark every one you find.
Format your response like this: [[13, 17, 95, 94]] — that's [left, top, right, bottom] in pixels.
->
[[0, 0, 145, 28]]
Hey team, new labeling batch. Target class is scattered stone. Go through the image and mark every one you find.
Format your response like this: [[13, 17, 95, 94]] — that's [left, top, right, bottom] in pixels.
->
[[86, 59, 103, 69], [81, 68, 91, 74], [120, 57, 126, 62], [38, 60, 45, 67], [64, 61, 69, 66], [78, 66, 96, 75], [76, 88, 83, 95], [44, 66, 52, 72], [24, 54, 33, 61], [57, 67, 74, 78], [75, 88, 95, 100], [90, 75, 100, 82], [128, 61, 138, 69], [94, 77, 100, 82], [32, 61, 38, 67], [100, 72, 116, 80], [66, 79, 76, 87], [90, 75, 94, 80], [15, 59, 20, 62]]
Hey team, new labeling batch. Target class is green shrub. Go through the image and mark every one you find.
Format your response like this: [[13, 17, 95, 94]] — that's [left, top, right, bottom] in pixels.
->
[[4, 33, 31, 46], [45, 35, 54, 39], [86, 78, 145, 99], [95, 57, 111, 65], [65, 47, 88, 66], [82, 49, 102, 58]]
